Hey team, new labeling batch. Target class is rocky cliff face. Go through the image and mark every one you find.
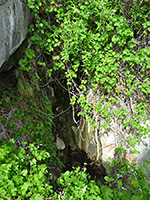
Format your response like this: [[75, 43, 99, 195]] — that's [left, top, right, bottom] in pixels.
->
[[71, 87, 150, 179], [52, 74, 150, 178], [0, 0, 30, 72]]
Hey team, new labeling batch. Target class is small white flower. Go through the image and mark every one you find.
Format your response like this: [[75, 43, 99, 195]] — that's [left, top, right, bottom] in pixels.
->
[[82, 185, 87, 193]]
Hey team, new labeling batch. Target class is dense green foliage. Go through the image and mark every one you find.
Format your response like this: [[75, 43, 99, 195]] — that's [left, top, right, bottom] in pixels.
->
[[55, 167, 150, 200], [0, 88, 56, 159], [0, 140, 52, 199], [1, 0, 150, 199], [21, 0, 150, 133], [0, 88, 60, 199]]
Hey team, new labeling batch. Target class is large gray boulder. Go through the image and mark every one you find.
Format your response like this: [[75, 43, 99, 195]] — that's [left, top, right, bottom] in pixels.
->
[[73, 87, 150, 178], [0, 0, 30, 72], [64, 81, 150, 178]]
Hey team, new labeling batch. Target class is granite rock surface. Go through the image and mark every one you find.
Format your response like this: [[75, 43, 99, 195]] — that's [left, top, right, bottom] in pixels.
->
[[0, 0, 30, 72]]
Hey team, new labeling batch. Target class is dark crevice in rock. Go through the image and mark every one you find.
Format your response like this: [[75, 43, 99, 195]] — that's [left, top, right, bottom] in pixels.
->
[[64, 146, 106, 183], [0, 67, 106, 185], [0, 67, 17, 89], [50, 76, 107, 183]]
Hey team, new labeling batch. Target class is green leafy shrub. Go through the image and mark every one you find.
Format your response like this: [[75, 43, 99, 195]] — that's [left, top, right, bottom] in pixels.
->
[[21, 0, 150, 128], [54, 167, 103, 200], [53, 166, 150, 200], [0, 139, 53, 200]]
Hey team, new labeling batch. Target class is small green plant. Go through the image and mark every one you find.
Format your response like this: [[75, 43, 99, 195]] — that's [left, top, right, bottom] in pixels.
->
[[0, 139, 53, 200], [54, 167, 103, 200]]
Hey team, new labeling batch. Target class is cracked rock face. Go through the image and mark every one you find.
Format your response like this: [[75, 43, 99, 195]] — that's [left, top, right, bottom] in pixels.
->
[[0, 0, 30, 72], [0, 0, 7, 5], [69, 87, 150, 179]]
